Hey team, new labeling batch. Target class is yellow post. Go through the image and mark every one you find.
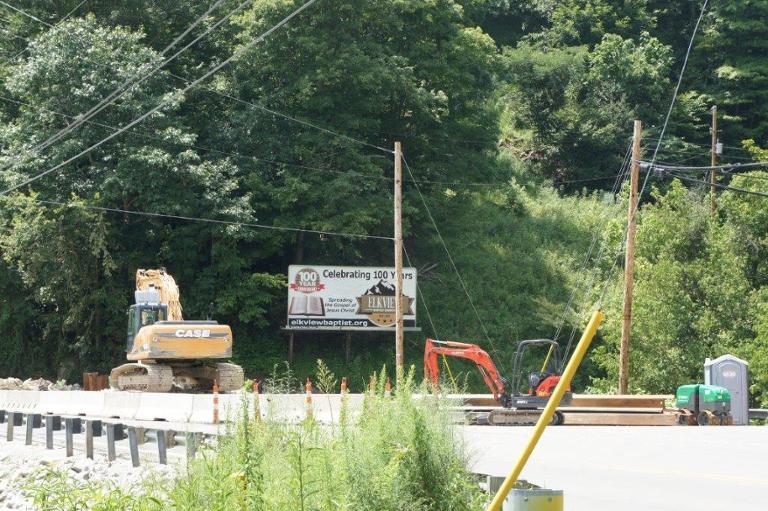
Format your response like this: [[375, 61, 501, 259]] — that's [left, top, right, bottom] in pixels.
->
[[486, 309, 605, 511]]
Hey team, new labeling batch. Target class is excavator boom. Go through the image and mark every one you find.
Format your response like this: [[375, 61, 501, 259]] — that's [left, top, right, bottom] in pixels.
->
[[136, 268, 183, 320], [424, 339, 512, 407]]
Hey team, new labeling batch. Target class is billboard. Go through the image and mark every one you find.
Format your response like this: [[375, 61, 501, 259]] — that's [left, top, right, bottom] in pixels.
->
[[287, 265, 417, 330]]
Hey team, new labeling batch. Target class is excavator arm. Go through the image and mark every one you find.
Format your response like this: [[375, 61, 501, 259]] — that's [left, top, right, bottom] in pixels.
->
[[424, 339, 513, 408], [136, 268, 183, 320]]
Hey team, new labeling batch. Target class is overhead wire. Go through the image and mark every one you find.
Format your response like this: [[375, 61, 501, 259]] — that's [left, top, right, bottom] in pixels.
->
[[0, 0, 241, 174], [16, 198, 392, 240], [401, 153, 497, 353], [552, 143, 633, 351], [2, 0, 86, 63], [1, 5, 394, 163], [0, 94, 501, 190], [667, 173, 768, 198], [595, 0, 711, 313], [0, 0, 52, 27], [404, 244, 460, 390], [0, 0, 322, 197]]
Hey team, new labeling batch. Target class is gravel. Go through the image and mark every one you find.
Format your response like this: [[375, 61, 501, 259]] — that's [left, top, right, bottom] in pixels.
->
[[0, 378, 80, 391], [0, 443, 176, 509]]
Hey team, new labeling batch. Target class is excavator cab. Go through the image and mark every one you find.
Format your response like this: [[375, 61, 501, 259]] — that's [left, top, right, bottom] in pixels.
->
[[126, 286, 167, 352], [511, 339, 566, 399]]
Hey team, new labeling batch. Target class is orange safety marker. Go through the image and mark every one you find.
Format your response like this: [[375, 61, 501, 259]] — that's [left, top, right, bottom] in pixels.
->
[[340, 377, 348, 395], [384, 377, 392, 398], [213, 380, 220, 425], [305, 377, 313, 420]]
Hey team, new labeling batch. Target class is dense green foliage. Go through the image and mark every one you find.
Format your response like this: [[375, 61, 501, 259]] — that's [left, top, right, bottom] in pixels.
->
[[0, 1, 767, 404], [28, 366, 484, 510]]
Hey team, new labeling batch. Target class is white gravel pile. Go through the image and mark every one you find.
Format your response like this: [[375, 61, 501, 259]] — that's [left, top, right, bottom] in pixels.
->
[[0, 444, 175, 509]]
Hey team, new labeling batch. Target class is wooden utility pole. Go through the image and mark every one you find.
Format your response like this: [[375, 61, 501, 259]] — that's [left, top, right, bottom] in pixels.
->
[[394, 141, 404, 383], [619, 120, 641, 394], [710, 105, 718, 216]]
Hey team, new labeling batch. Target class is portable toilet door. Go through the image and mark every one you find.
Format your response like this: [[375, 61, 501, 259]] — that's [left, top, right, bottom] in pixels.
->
[[704, 354, 749, 425]]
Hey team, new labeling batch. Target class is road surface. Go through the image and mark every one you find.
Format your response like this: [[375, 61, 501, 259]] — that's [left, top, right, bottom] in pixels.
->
[[462, 425, 768, 510]]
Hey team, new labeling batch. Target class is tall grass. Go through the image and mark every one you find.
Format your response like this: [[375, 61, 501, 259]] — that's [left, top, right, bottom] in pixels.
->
[[28, 363, 484, 510]]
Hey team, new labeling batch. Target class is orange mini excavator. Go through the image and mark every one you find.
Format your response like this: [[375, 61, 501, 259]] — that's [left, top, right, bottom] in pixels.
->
[[424, 338, 570, 425]]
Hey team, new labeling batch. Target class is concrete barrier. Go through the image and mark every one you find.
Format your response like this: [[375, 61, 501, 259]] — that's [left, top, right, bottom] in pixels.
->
[[37, 391, 74, 415], [4, 390, 40, 412], [189, 393, 241, 424], [0, 390, 8, 410], [102, 391, 141, 419], [69, 391, 107, 417], [135, 393, 193, 422]]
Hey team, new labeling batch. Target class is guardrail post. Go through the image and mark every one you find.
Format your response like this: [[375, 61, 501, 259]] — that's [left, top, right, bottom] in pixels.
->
[[185, 432, 197, 460], [85, 420, 102, 459], [156, 429, 168, 465], [45, 415, 61, 449], [106, 423, 125, 461], [25, 413, 41, 445], [128, 427, 140, 467], [64, 418, 76, 457], [6, 412, 16, 441]]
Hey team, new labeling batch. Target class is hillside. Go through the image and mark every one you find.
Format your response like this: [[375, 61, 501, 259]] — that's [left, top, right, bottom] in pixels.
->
[[0, 0, 766, 405]]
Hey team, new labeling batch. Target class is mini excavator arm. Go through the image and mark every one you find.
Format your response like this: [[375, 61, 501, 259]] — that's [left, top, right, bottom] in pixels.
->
[[424, 339, 513, 408]]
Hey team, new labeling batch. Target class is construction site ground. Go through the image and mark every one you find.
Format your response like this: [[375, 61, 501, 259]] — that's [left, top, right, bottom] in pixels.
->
[[463, 425, 768, 510]]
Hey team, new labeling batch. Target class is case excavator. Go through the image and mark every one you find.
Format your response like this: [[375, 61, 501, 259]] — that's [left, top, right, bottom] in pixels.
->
[[109, 269, 244, 392], [424, 338, 569, 425]]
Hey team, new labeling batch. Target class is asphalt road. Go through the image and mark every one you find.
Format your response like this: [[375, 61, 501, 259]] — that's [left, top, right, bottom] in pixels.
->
[[462, 425, 768, 510]]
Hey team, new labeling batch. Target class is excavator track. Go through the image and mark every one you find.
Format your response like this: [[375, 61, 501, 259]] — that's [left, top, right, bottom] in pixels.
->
[[214, 362, 245, 392], [488, 409, 564, 426], [110, 362, 174, 392]]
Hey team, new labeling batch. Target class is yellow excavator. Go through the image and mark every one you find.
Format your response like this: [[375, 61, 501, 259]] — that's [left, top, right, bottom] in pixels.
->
[[109, 269, 244, 392]]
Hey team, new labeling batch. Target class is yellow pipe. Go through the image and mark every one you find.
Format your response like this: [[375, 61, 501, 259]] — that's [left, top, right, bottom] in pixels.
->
[[486, 309, 605, 511]]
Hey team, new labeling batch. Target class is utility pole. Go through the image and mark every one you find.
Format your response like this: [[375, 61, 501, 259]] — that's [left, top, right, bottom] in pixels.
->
[[710, 105, 718, 216], [619, 120, 641, 395], [394, 141, 404, 384]]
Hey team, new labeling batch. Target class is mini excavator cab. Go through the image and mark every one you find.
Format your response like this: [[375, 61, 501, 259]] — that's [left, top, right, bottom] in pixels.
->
[[126, 286, 167, 352], [511, 339, 565, 398]]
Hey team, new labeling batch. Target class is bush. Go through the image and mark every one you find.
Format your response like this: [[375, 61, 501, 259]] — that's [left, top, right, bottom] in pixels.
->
[[28, 364, 484, 510]]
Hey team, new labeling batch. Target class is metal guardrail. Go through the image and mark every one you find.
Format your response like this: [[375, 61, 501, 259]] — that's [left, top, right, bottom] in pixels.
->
[[749, 408, 768, 420], [1, 409, 208, 466]]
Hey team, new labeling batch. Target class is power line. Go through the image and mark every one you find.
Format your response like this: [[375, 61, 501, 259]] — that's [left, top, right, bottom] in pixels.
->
[[641, 160, 768, 172], [0, 0, 321, 197], [552, 143, 632, 352], [597, 0, 710, 307], [2, 5, 393, 163], [0, 0, 241, 174], [668, 173, 768, 198], [178, 79, 393, 154], [401, 154, 496, 350], [13, 198, 392, 240], [0, 95, 496, 189], [0, 1, 52, 27], [1, 0, 85, 64]]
